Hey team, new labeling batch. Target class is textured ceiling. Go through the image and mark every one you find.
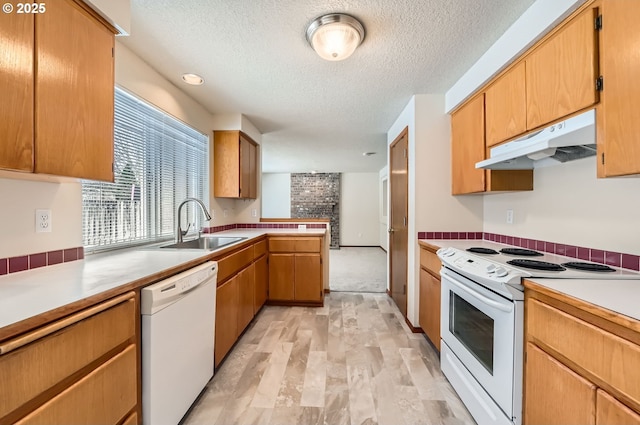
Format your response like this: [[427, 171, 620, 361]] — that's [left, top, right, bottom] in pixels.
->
[[120, 0, 536, 173]]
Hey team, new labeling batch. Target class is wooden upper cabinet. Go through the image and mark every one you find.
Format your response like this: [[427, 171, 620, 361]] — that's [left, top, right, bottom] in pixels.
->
[[35, 0, 115, 181], [597, 390, 640, 425], [597, 0, 640, 177], [485, 62, 527, 147], [451, 94, 486, 195], [525, 6, 599, 130], [213, 131, 258, 199], [0, 12, 34, 172]]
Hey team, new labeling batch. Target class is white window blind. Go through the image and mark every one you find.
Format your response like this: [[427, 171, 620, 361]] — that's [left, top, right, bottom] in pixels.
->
[[82, 87, 209, 252]]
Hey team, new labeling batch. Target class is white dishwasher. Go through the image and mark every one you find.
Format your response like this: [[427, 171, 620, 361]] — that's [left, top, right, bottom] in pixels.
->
[[141, 260, 218, 425]]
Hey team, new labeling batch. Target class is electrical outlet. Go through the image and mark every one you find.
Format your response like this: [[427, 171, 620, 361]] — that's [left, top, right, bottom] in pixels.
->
[[506, 209, 514, 224], [223, 209, 228, 218], [251, 209, 257, 217], [36, 209, 52, 233]]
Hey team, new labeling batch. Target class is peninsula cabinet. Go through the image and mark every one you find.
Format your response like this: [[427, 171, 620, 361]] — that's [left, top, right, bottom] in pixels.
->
[[213, 131, 258, 199], [0, 292, 138, 425], [451, 94, 533, 195], [418, 244, 441, 351], [524, 280, 640, 425], [597, 0, 640, 177], [268, 237, 323, 305], [0, 0, 116, 181]]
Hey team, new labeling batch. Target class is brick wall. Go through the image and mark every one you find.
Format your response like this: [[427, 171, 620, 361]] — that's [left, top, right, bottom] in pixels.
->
[[291, 173, 340, 248]]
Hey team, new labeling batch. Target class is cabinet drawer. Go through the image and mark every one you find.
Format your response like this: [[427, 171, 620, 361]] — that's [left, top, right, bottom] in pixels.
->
[[0, 294, 135, 418], [16, 344, 137, 425], [253, 239, 267, 259], [269, 237, 321, 253], [419, 248, 441, 276], [528, 299, 640, 408], [217, 244, 254, 284]]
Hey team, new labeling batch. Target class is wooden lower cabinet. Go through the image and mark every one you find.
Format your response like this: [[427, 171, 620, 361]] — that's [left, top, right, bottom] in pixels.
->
[[214, 276, 238, 367], [267, 236, 324, 305], [418, 268, 441, 351], [525, 343, 596, 425], [0, 292, 138, 425], [524, 281, 640, 424], [16, 345, 137, 425], [237, 263, 255, 333], [597, 390, 640, 425], [254, 255, 268, 313]]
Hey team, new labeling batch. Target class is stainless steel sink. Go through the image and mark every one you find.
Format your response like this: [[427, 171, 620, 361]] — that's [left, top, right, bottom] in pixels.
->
[[160, 236, 246, 250]]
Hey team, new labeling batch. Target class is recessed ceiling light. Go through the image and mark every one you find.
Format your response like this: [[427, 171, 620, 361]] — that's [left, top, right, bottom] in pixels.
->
[[363, 152, 377, 156], [182, 73, 204, 85]]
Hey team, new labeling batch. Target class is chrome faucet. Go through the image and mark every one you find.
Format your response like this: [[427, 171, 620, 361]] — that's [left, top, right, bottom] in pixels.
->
[[176, 198, 212, 243]]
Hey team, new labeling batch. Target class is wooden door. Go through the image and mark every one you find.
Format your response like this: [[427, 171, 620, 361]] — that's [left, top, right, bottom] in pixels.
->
[[525, 342, 596, 425], [419, 269, 441, 351], [237, 264, 255, 334], [215, 277, 238, 366], [451, 94, 486, 194], [596, 390, 640, 425], [0, 12, 34, 172], [389, 128, 408, 317], [294, 254, 322, 302], [598, 0, 640, 177], [35, 0, 114, 181], [485, 62, 527, 147], [268, 254, 294, 300], [525, 6, 599, 130], [254, 255, 268, 313]]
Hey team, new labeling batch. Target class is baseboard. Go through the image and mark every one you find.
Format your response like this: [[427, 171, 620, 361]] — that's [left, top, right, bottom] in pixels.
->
[[324, 288, 330, 294], [386, 289, 391, 297], [404, 317, 423, 334], [339, 245, 384, 249]]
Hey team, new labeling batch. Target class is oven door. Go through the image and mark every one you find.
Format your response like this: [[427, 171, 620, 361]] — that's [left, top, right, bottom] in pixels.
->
[[441, 267, 518, 418]]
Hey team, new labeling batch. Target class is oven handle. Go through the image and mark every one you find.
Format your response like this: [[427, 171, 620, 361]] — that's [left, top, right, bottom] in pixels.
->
[[444, 272, 513, 313]]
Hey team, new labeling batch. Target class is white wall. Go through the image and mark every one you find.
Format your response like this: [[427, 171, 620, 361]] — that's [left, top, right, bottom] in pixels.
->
[[340, 173, 380, 246], [261, 173, 291, 218], [84, 0, 131, 35], [387, 95, 484, 326], [484, 159, 640, 255], [0, 177, 82, 258], [379, 166, 389, 251]]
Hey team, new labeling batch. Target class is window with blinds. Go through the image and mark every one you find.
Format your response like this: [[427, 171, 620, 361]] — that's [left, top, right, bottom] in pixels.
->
[[82, 87, 209, 252]]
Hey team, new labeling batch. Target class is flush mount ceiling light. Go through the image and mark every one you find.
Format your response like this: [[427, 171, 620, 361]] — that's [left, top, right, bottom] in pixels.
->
[[306, 13, 365, 61], [181, 73, 204, 85]]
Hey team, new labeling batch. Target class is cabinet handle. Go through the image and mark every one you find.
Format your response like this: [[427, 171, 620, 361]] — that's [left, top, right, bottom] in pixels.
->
[[0, 291, 135, 355]]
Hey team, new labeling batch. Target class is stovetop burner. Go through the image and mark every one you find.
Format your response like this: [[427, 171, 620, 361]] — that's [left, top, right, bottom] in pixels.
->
[[466, 247, 499, 255], [500, 248, 544, 257], [507, 259, 566, 271], [562, 262, 616, 272]]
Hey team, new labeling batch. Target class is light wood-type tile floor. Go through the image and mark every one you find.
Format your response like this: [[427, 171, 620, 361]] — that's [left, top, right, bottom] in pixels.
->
[[183, 292, 475, 425]]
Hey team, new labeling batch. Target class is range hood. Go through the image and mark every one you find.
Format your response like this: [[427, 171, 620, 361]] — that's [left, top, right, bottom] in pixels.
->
[[476, 109, 596, 170]]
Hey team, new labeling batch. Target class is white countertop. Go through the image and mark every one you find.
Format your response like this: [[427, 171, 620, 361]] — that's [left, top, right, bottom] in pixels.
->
[[420, 238, 640, 323], [0, 228, 326, 338]]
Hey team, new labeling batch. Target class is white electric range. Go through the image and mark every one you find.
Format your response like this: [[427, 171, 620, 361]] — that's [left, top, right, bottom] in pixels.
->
[[436, 244, 640, 425]]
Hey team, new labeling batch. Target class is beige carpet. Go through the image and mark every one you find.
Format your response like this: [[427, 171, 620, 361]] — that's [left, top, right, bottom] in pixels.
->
[[329, 247, 387, 293]]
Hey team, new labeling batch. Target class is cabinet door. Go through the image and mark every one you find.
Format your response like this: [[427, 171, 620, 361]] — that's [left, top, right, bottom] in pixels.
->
[[294, 254, 322, 302], [15, 345, 136, 425], [215, 277, 238, 366], [419, 269, 440, 351], [268, 254, 295, 300], [485, 62, 527, 147], [35, 0, 114, 181], [248, 141, 258, 199], [525, 7, 598, 130], [254, 255, 268, 313], [525, 343, 596, 425], [451, 94, 486, 195], [0, 12, 34, 172], [237, 264, 255, 334], [240, 136, 252, 199], [597, 390, 640, 425], [598, 0, 640, 177]]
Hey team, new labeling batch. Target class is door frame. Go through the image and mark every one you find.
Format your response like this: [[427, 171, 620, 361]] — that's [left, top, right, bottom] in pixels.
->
[[388, 127, 409, 317]]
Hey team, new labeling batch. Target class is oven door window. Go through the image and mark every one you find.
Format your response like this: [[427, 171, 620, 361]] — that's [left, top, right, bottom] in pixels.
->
[[449, 291, 494, 374]]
